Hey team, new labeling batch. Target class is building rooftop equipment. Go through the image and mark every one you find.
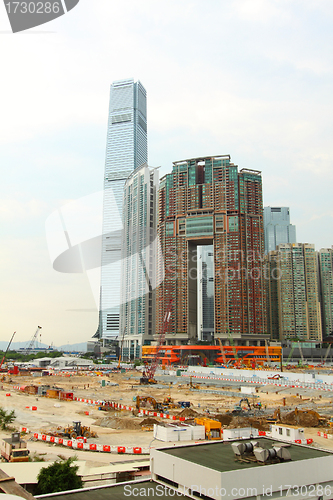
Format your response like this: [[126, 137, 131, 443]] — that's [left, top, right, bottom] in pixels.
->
[[158, 438, 329, 473]]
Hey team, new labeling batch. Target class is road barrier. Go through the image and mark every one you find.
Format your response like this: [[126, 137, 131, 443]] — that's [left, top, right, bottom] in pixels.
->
[[32, 433, 149, 454], [317, 431, 333, 440]]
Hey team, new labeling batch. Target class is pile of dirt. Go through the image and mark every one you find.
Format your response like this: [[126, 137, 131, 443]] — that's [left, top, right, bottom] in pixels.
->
[[92, 418, 102, 426], [99, 417, 141, 430], [226, 416, 252, 428], [178, 408, 199, 418], [140, 417, 159, 426], [281, 411, 319, 427], [248, 418, 270, 431], [214, 413, 233, 426]]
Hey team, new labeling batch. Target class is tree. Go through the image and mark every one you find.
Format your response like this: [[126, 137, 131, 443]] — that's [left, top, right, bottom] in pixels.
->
[[35, 457, 83, 494], [0, 407, 16, 430]]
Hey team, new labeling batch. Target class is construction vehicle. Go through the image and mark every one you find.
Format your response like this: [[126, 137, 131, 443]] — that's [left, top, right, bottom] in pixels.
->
[[232, 398, 252, 415], [135, 396, 165, 412], [194, 417, 222, 439], [140, 299, 173, 384], [189, 376, 200, 389], [0, 332, 16, 370], [177, 401, 191, 408], [293, 407, 327, 426], [272, 407, 327, 426], [54, 421, 97, 439], [268, 373, 284, 380], [1, 433, 29, 462], [162, 396, 178, 409]]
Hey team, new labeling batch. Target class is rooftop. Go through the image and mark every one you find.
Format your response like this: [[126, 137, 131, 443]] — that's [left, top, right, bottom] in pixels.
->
[[36, 480, 175, 500], [160, 438, 332, 473]]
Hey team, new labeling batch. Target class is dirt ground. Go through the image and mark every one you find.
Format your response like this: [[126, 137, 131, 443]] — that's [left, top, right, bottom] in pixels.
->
[[1, 370, 333, 466]]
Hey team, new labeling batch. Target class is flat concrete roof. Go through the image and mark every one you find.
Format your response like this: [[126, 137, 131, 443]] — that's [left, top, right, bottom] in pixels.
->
[[160, 438, 332, 473], [36, 480, 178, 500]]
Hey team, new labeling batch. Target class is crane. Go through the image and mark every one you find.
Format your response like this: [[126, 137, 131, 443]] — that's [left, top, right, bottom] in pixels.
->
[[286, 343, 296, 364], [0, 332, 16, 370], [323, 344, 331, 364], [23, 326, 42, 354], [227, 329, 241, 366], [298, 341, 305, 366], [117, 327, 126, 370], [140, 299, 173, 384], [265, 339, 272, 367], [217, 337, 228, 366]]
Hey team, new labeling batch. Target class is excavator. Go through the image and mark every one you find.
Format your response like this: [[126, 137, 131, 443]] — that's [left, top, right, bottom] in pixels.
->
[[135, 396, 165, 412], [269, 407, 327, 426], [232, 398, 252, 415]]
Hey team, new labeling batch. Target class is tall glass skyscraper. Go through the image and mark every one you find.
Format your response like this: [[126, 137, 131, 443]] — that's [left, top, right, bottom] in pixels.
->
[[264, 207, 296, 254], [96, 79, 147, 340]]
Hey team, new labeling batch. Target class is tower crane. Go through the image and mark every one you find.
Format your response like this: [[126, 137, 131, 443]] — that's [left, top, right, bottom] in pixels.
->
[[140, 299, 173, 384]]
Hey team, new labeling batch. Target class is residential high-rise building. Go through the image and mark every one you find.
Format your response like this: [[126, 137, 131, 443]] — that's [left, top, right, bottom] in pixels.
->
[[264, 207, 296, 254], [266, 243, 322, 342], [156, 155, 267, 346], [318, 248, 333, 338], [95, 79, 147, 340], [120, 163, 159, 358]]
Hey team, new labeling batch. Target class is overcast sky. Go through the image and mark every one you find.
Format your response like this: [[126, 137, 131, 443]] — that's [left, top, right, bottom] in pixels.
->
[[1, 0, 332, 347]]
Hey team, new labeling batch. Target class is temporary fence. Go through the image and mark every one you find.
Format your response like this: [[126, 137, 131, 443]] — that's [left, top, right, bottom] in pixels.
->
[[183, 374, 333, 392], [31, 432, 149, 454], [75, 397, 189, 421], [317, 431, 333, 440]]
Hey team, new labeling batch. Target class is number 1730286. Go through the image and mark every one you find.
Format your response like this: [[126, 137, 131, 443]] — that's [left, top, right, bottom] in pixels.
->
[[5, 2, 61, 14]]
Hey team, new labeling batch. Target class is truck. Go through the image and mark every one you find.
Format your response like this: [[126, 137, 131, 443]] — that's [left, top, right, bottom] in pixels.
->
[[1, 432, 30, 462]]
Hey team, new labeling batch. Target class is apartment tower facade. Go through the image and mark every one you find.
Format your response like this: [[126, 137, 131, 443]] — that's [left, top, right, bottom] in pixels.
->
[[96, 79, 147, 340], [318, 248, 333, 338], [156, 155, 267, 346], [266, 243, 322, 341], [120, 163, 159, 358]]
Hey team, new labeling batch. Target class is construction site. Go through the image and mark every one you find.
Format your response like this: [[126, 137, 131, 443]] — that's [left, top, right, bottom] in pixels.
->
[[1, 366, 333, 461], [2, 320, 333, 496]]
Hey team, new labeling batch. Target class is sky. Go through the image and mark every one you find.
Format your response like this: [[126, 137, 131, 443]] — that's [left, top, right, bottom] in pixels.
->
[[0, 0, 333, 347]]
